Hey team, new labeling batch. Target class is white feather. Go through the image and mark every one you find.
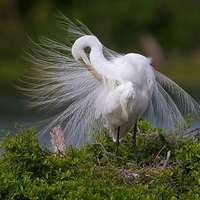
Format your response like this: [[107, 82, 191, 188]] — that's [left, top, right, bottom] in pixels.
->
[[20, 13, 200, 147]]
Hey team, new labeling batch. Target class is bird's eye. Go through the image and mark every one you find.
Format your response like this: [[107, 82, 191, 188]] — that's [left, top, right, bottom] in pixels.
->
[[84, 47, 91, 54]]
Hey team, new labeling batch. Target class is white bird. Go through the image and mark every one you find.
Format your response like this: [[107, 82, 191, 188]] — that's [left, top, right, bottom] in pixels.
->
[[72, 35, 155, 156], [22, 14, 200, 152]]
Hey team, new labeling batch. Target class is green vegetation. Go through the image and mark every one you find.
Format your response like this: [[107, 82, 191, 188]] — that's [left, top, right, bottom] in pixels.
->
[[0, 121, 200, 199]]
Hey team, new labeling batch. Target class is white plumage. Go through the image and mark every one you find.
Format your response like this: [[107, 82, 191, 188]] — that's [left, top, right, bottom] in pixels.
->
[[72, 35, 155, 142], [22, 14, 200, 147]]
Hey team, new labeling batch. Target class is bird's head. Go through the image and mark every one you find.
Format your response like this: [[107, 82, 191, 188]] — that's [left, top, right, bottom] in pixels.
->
[[72, 36, 98, 66]]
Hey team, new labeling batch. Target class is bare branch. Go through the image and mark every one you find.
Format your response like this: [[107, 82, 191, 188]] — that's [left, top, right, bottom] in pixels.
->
[[163, 150, 171, 169], [50, 125, 66, 157], [93, 143, 112, 166], [151, 146, 166, 167], [182, 127, 200, 136]]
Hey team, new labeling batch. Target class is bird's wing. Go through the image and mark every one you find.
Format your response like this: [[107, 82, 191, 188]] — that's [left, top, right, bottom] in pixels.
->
[[143, 69, 200, 131], [103, 82, 135, 126]]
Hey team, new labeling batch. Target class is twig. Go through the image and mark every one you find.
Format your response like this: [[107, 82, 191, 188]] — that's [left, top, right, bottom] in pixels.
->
[[182, 127, 200, 136], [151, 146, 166, 167], [159, 133, 176, 146], [162, 150, 171, 169], [139, 132, 159, 137], [93, 143, 112, 166], [93, 143, 131, 163]]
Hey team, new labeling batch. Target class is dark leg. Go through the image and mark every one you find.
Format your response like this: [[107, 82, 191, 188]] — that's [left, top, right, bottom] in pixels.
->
[[133, 122, 138, 166], [115, 126, 120, 156]]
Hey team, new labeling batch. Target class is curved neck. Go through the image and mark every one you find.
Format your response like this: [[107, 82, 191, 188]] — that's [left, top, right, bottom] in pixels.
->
[[72, 35, 114, 77]]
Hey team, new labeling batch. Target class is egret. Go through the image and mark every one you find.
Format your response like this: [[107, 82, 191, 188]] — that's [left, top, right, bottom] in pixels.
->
[[22, 14, 200, 156], [72, 35, 154, 156]]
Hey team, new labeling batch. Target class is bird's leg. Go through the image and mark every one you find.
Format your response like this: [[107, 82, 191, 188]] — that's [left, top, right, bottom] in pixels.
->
[[115, 126, 120, 156], [133, 122, 138, 167]]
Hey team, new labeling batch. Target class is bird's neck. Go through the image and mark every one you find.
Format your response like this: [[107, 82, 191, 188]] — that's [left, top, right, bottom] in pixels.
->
[[89, 43, 117, 80]]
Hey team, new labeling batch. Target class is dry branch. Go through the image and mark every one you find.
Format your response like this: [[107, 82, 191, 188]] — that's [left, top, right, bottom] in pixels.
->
[[50, 125, 66, 156], [163, 150, 171, 169]]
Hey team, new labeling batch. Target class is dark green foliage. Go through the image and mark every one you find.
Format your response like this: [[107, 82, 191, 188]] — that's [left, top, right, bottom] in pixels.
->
[[0, 122, 200, 199]]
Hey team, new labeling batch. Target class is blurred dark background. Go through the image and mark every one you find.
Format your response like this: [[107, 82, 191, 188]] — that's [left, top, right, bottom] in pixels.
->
[[0, 0, 200, 134]]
